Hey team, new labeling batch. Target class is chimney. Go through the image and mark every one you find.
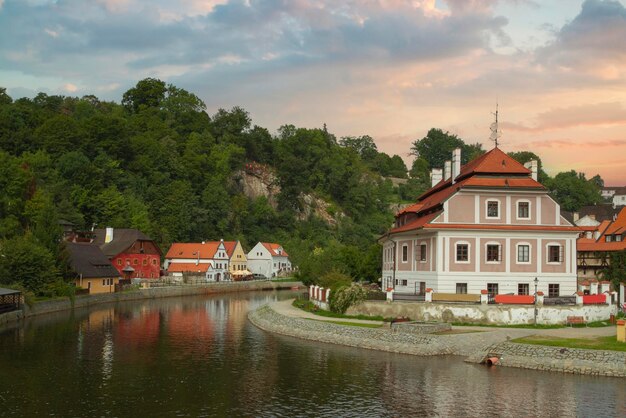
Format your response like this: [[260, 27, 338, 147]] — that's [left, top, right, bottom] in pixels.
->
[[444, 160, 452, 181], [431, 168, 443, 187], [452, 148, 461, 183], [524, 160, 538, 181], [573, 212, 579, 222], [105, 227, 114, 244]]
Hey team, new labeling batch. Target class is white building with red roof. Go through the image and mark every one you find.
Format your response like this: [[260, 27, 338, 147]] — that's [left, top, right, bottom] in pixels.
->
[[247, 242, 292, 279], [164, 240, 231, 281], [380, 147, 579, 298]]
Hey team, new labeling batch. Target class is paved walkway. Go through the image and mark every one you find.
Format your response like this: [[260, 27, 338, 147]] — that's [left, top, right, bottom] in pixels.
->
[[272, 299, 385, 325], [277, 299, 617, 339]]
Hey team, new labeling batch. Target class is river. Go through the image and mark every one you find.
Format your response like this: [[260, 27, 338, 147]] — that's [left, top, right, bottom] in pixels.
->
[[0, 290, 624, 417]]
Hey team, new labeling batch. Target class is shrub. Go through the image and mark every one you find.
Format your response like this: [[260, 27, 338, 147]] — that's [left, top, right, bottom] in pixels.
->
[[329, 282, 368, 314], [317, 271, 352, 292]]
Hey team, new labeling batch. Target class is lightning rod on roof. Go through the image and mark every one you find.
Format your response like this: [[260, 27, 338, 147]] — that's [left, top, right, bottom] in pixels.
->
[[490, 103, 502, 148]]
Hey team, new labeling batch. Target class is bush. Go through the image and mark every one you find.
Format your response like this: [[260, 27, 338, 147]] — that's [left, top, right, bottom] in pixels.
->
[[329, 282, 368, 314], [318, 271, 352, 292]]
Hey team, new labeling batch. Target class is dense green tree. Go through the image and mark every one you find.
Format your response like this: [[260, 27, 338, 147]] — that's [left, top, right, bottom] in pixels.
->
[[508, 151, 550, 184], [545, 171, 603, 212], [410, 128, 484, 168], [122, 78, 167, 113], [0, 234, 60, 293]]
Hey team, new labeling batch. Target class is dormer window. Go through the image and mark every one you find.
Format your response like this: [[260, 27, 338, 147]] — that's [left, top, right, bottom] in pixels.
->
[[616, 235, 623, 242], [606, 235, 613, 242]]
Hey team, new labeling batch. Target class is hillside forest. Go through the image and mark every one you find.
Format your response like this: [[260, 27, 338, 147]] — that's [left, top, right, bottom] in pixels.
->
[[0, 79, 604, 296]]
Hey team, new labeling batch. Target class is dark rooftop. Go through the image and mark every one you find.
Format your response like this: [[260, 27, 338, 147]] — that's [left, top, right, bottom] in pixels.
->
[[66, 243, 120, 278]]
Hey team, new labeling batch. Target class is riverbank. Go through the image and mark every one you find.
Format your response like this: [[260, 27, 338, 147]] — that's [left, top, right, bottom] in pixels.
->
[[0, 281, 303, 327], [248, 300, 626, 378]]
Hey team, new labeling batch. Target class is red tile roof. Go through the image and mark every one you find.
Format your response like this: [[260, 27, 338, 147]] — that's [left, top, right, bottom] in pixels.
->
[[388, 212, 441, 234], [397, 203, 424, 215], [604, 207, 626, 235], [222, 241, 238, 258], [165, 242, 220, 259], [261, 242, 289, 257], [427, 224, 580, 232], [457, 147, 530, 180], [167, 263, 211, 273], [577, 208, 626, 252]]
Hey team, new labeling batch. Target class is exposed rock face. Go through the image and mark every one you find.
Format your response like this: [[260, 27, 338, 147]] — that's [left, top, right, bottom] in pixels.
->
[[233, 164, 344, 226], [234, 166, 280, 209]]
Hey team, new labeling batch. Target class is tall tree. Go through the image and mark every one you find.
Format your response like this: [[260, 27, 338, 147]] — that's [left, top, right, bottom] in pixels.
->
[[410, 128, 484, 168]]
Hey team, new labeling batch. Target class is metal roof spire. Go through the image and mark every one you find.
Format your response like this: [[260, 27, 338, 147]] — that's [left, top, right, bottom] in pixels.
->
[[490, 103, 502, 148]]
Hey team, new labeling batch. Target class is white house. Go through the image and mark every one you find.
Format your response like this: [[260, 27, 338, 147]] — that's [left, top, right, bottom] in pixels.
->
[[165, 240, 230, 281], [380, 147, 579, 298], [247, 242, 292, 278]]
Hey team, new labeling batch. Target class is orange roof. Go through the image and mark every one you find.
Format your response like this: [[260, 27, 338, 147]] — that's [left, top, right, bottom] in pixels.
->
[[578, 241, 626, 252], [222, 241, 238, 258], [397, 203, 424, 215], [462, 177, 543, 189], [604, 207, 626, 235], [167, 263, 211, 273], [457, 147, 530, 180], [165, 242, 220, 259], [389, 212, 441, 234], [262, 242, 289, 257]]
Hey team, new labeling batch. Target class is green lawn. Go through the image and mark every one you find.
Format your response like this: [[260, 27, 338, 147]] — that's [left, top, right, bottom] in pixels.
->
[[512, 335, 626, 352], [451, 322, 565, 329], [292, 299, 387, 322], [305, 318, 383, 328]]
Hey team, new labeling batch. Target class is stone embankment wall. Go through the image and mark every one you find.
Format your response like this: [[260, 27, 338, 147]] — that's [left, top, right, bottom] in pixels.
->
[[0, 281, 302, 326], [250, 304, 626, 378], [391, 322, 451, 335], [348, 301, 616, 325], [249, 305, 451, 356], [485, 342, 626, 378]]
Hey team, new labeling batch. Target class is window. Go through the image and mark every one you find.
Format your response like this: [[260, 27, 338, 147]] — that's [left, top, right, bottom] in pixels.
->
[[487, 283, 499, 296], [420, 244, 427, 262], [142, 259, 147, 266], [518, 283, 529, 295], [548, 284, 560, 297], [617, 235, 623, 242], [456, 283, 467, 294], [152, 259, 157, 265], [606, 235, 613, 242], [486, 244, 501, 262], [401, 279, 408, 286], [486, 200, 499, 218], [517, 201, 530, 219], [117, 259, 122, 266], [402, 245, 408, 262], [133, 258, 138, 265], [548, 245, 561, 263], [517, 245, 530, 263], [456, 243, 469, 262]]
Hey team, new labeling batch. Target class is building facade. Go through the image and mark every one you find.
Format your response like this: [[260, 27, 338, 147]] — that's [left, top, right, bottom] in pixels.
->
[[381, 147, 579, 297], [66, 242, 121, 294], [247, 242, 291, 278], [165, 240, 231, 281], [93, 228, 162, 279]]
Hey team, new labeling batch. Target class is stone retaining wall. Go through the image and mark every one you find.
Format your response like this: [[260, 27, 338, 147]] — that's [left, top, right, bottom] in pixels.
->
[[248, 305, 451, 356], [391, 321, 451, 335], [486, 342, 626, 378], [249, 304, 626, 378], [0, 281, 302, 326], [348, 300, 617, 325]]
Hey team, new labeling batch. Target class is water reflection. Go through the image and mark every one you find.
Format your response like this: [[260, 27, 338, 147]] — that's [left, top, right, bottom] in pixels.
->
[[0, 291, 624, 418]]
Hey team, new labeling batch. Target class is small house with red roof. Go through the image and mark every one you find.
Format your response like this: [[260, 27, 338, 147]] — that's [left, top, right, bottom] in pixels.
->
[[381, 147, 579, 298], [164, 240, 231, 281], [247, 242, 292, 279]]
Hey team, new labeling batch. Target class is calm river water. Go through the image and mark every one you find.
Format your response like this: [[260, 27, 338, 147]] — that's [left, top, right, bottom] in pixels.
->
[[1, 290, 624, 417]]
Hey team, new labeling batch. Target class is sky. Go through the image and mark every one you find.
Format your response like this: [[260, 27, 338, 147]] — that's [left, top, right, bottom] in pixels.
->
[[1, 0, 625, 186]]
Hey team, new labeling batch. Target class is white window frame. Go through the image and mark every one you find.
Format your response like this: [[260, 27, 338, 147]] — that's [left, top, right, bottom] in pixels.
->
[[401, 244, 408, 263], [546, 242, 562, 264], [485, 241, 502, 264], [516, 242, 531, 264], [486, 199, 500, 219], [516, 200, 531, 220], [455, 241, 471, 264]]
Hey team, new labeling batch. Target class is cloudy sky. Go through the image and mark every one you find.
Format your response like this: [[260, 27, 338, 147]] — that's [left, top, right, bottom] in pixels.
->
[[1, 0, 626, 185]]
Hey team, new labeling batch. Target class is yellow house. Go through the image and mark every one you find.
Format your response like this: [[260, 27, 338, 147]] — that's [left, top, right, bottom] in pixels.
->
[[66, 242, 121, 294], [224, 241, 248, 273]]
